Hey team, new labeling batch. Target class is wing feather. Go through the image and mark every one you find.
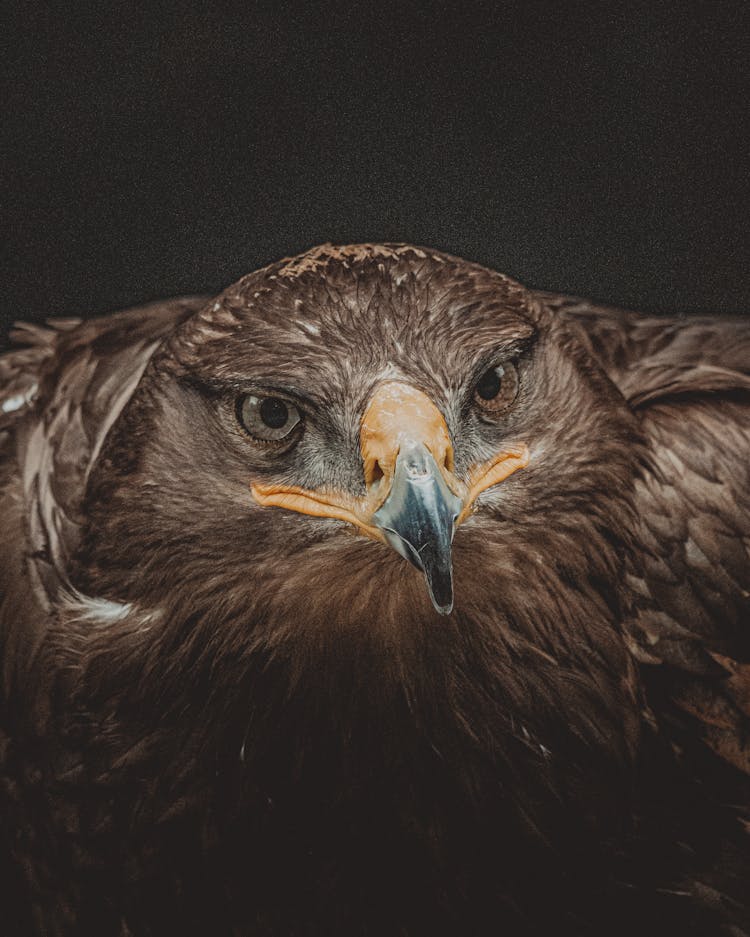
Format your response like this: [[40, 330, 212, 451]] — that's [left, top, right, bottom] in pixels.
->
[[0, 296, 207, 699], [545, 292, 750, 776]]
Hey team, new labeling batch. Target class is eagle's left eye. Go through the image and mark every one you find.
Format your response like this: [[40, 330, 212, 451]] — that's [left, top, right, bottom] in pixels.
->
[[236, 394, 302, 443], [473, 362, 519, 415]]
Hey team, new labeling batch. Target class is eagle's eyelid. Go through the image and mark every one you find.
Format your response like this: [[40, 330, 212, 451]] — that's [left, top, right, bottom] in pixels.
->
[[468, 333, 535, 386], [237, 384, 316, 412], [178, 373, 318, 412]]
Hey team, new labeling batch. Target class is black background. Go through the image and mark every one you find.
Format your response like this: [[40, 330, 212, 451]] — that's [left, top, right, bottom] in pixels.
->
[[3, 1, 750, 340]]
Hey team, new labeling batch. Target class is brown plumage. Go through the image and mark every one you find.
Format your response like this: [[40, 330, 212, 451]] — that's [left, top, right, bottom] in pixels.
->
[[1, 243, 749, 936]]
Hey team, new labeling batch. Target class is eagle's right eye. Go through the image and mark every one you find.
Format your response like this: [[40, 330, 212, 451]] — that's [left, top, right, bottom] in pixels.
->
[[236, 394, 302, 443]]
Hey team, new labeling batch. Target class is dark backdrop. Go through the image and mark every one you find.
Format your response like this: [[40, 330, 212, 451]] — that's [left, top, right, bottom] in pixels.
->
[[3, 1, 750, 340]]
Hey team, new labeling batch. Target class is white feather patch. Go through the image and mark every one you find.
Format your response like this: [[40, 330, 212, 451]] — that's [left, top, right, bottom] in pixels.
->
[[1, 383, 38, 414], [61, 590, 160, 629], [296, 320, 320, 336]]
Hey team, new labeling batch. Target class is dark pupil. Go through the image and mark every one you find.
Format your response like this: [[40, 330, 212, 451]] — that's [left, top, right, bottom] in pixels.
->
[[476, 368, 502, 400], [260, 397, 289, 429]]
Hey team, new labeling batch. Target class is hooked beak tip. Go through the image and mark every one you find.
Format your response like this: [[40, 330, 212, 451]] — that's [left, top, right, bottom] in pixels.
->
[[379, 527, 456, 615], [431, 593, 454, 616], [426, 574, 455, 615]]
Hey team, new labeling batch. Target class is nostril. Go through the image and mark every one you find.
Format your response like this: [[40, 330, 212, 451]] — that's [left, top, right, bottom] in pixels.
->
[[368, 459, 384, 487], [421, 442, 454, 475], [441, 445, 455, 474]]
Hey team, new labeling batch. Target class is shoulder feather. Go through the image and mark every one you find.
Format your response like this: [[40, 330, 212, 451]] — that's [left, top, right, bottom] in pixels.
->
[[0, 296, 207, 699], [540, 290, 750, 776]]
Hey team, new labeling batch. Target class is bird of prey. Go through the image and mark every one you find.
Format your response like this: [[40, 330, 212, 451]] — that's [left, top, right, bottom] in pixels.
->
[[1, 243, 749, 936]]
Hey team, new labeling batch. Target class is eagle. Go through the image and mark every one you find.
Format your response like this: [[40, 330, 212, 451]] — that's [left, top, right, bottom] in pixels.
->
[[1, 243, 749, 936]]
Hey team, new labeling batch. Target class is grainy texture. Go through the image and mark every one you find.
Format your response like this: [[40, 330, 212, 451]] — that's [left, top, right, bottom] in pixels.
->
[[1, 244, 749, 936]]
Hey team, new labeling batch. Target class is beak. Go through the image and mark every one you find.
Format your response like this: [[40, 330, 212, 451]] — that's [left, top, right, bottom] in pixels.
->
[[372, 441, 462, 614], [251, 381, 529, 614]]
